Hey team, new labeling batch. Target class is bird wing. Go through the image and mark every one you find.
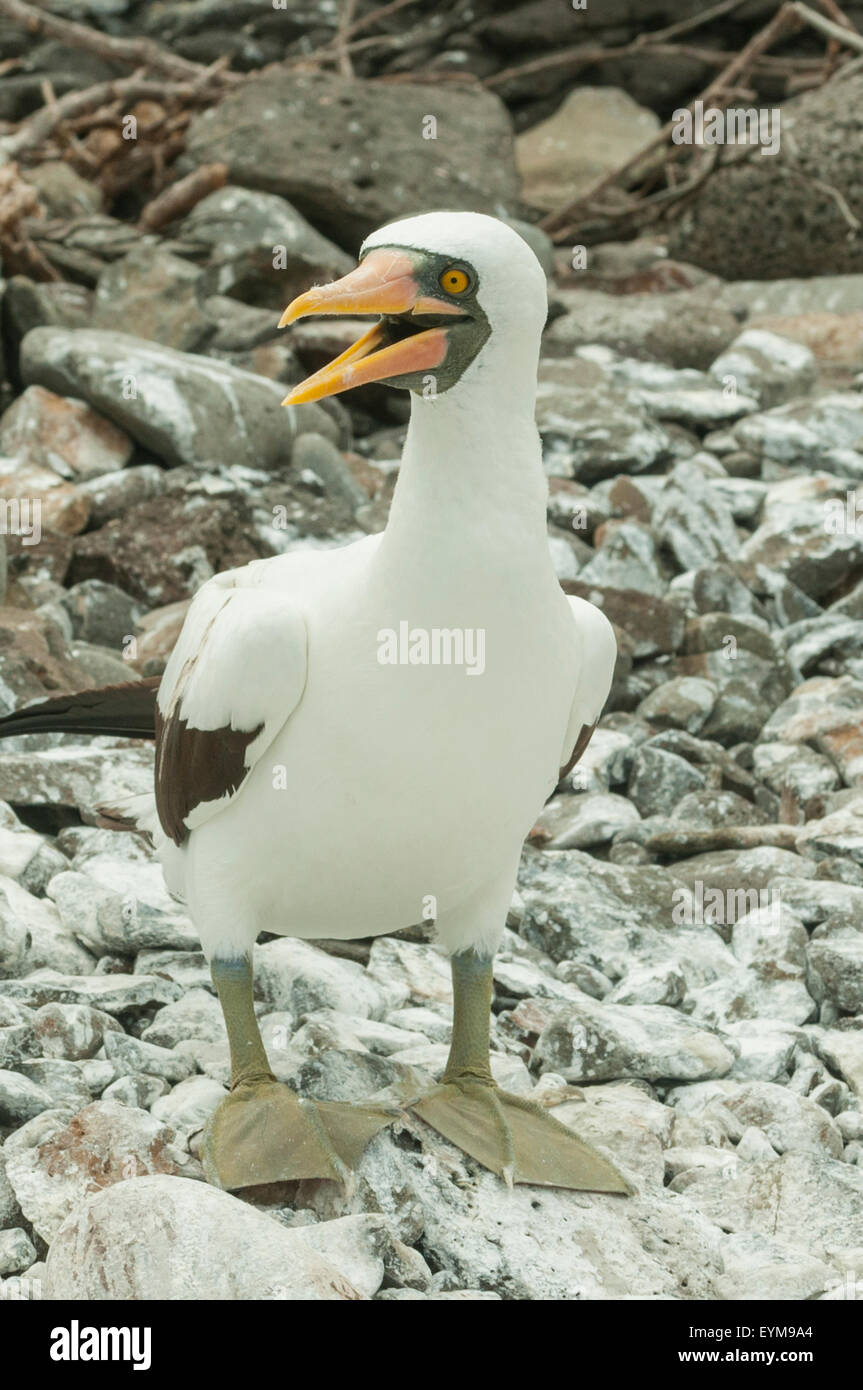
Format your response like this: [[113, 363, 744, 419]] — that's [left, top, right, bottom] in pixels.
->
[[559, 595, 617, 780], [155, 564, 307, 846]]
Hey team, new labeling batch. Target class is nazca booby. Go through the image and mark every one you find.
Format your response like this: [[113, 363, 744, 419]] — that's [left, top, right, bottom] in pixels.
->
[[0, 211, 629, 1195]]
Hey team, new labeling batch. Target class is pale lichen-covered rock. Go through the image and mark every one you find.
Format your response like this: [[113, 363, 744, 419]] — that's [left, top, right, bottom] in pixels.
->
[[44, 1176, 366, 1300], [4, 1101, 198, 1242]]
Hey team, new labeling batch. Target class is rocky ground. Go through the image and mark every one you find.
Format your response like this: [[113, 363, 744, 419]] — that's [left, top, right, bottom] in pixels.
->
[[1, 0, 863, 1302]]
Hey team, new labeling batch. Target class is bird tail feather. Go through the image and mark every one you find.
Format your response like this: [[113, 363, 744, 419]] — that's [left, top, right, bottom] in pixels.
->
[[0, 677, 160, 741]]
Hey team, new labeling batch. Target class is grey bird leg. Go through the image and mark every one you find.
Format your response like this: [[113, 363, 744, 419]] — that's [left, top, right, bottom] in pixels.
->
[[407, 950, 634, 1194], [201, 952, 396, 1191]]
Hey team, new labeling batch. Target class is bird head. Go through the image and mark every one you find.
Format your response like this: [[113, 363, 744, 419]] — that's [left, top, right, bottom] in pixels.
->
[[278, 211, 548, 406]]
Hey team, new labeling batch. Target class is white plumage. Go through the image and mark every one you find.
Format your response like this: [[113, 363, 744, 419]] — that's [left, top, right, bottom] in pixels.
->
[[143, 212, 617, 966]]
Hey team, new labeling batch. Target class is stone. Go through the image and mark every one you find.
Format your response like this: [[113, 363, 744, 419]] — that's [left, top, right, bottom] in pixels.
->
[[628, 745, 706, 817], [141, 990, 225, 1047], [808, 923, 863, 1014], [714, 1231, 834, 1302], [181, 185, 353, 308], [21, 328, 335, 471], [102, 1074, 167, 1109], [798, 801, 863, 868], [537, 369, 670, 484], [21, 161, 102, 220], [579, 522, 667, 596], [16, 1058, 91, 1112], [670, 1079, 843, 1159], [185, 70, 519, 245], [530, 792, 639, 849], [668, 73, 863, 278], [725, 1020, 802, 1082], [753, 742, 840, 804], [303, 1126, 724, 1299], [652, 462, 741, 572], [77, 462, 165, 528], [91, 246, 212, 352], [4, 1100, 197, 1243], [673, 1152, 863, 1256], [0, 970, 181, 1016], [151, 1074, 227, 1132], [516, 86, 660, 212], [58, 579, 142, 650], [255, 938, 397, 1020], [710, 330, 817, 409], [544, 287, 739, 371], [31, 1003, 119, 1061], [0, 385, 133, 480], [809, 1029, 863, 1099], [0, 877, 95, 977], [68, 492, 271, 608], [0, 1227, 36, 1277], [44, 1175, 375, 1300], [0, 1070, 55, 1125], [638, 677, 716, 735], [49, 859, 198, 955], [534, 994, 734, 1084], [102, 1030, 196, 1084]]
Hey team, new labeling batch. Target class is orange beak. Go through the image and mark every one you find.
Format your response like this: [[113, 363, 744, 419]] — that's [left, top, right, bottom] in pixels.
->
[[278, 248, 462, 405]]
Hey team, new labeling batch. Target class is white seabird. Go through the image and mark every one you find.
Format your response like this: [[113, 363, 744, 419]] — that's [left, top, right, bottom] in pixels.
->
[[0, 211, 628, 1195]]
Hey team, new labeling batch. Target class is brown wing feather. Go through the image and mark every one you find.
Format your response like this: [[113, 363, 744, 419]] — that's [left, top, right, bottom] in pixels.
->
[[154, 705, 264, 847], [559, 720, 597, 783]]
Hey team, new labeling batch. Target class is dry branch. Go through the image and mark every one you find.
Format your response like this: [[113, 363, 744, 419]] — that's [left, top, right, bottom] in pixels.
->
[[138, 162, 228, 232], [0, 0, 241, 86], [0, 76, 222, 161]]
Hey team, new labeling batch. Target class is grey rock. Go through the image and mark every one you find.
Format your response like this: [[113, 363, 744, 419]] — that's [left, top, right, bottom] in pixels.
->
[[101, 1073, 168, 1108], [45, 1175, 382, 1300], [59, 580, 142, 649], [628, 745, 706, 817], [710, 330, 817, 409], [4, 1100, 197, 1242], [808, 922, 863, 1014], [185, 70, 519, 245], [151, 1075, 227, 1132], [256, 938, 399, 1020], [579, 522, 667, 596], [91, 246, 212, 352], [545, 287, 738, 370], [21, 328, 335, 471], [668, 73, 863, 278], [141, 990, 225, 1047], [673, 1152, 863, 1255], [0, 970, 181, 1016], [181, 185, 353, 307], [537, 367, 671, 484], [102, 1030, 196, 1084], [0, 1227, 36, 1277], [49, 860, 198, 955], [638, 677, 717, 735], [652, 462, 741, 572], [530, 792, 639, 849], [0, 1070, 55, 1125], [535, 995, 734, 1084], [16, 1058, 91, 1112]]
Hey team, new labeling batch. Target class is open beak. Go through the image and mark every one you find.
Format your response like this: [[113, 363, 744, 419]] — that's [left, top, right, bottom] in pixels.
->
[[278, 249, 463, 405]]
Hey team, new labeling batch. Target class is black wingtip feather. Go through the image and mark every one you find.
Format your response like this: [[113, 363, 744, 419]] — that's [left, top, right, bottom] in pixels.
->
[[0, 676, 160, 741]]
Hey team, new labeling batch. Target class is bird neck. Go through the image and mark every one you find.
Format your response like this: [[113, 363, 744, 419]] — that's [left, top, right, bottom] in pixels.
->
[[376, 364, 551, 576]]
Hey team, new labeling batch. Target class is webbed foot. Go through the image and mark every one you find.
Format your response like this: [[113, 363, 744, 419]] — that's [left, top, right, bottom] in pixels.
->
[[202, 1072, 398, 1190], [409, 1076, 633, 1193]]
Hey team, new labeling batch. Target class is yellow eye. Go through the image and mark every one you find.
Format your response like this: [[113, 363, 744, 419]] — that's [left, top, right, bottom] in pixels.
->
[[439, 267, 470, 295]]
